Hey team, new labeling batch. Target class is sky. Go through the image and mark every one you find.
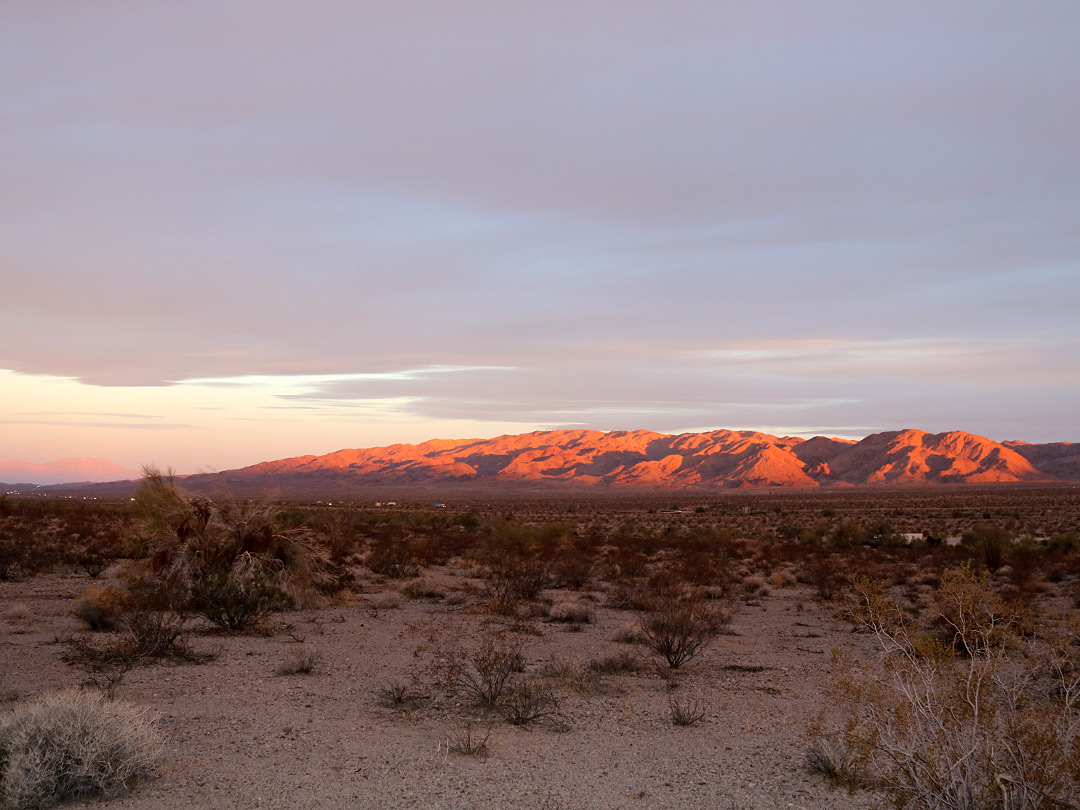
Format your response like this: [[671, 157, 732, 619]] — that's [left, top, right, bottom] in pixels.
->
[[2, 1, 1078, 476]]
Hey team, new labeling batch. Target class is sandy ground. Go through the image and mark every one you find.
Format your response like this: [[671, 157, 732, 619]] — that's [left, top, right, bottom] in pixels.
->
[[1, 565, 883, 810]]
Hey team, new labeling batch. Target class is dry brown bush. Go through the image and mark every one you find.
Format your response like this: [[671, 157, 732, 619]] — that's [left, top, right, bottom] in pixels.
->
[[0, 688, 162, 808]]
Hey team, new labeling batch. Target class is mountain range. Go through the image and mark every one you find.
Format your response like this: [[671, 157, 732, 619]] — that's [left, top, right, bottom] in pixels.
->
[[9, 429, 1079, 493], [204, 428, 1076, 491]]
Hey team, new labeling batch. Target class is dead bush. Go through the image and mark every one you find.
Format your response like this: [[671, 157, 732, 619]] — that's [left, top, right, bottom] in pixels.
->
[[0, 688, 162, 808]]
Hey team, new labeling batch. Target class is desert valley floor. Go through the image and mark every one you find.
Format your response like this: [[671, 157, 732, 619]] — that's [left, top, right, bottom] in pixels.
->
[[2, 486, 1079, 809], [2, 568, 879, 810]]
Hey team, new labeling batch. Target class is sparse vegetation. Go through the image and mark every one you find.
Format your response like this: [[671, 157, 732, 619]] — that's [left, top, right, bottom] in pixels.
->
[[442, 723, 490, 757], [805, 734, 857, 787], [2, 485, 1079, 808], [829, 564, 1080, 809]]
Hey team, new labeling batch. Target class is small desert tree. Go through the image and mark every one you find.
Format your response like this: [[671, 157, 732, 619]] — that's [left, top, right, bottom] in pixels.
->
[[828, 564, 1080, 809]]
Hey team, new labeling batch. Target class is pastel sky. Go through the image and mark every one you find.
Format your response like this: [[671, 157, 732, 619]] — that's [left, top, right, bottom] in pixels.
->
[[2, 2, 1078, 474]]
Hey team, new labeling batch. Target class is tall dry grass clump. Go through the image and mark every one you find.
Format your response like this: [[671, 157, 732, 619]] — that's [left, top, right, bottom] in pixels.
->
[[0, 688, 162, 808]]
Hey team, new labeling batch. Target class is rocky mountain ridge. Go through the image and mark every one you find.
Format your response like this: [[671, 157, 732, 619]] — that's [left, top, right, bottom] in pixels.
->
[[208, 428, 1065, 490]]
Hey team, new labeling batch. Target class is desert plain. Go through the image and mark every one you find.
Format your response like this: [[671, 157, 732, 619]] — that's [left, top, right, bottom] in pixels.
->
[[2, 484, 1079, 810]]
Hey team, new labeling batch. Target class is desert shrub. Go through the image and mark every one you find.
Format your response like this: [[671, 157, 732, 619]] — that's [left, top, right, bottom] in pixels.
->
[[830, 566, 1080, 809], [768, 569, 797, 589], [365, 534, 420, 579], [805, 733, 857, 787], [806, 555, 845, 601], [668, 694, 706, 727], [62, 638, 136, 697], [377, 681, 426, 710], [437, 636, 523, 708], [862, 520, 901, 548], [612, 625, 646, 645], [962, 524, 1012, 571], [499, 680, 563, 727], [0, 526, 36, 581], [1048, 533, 1080, 553], [399, 578, 446, 600], [539, 658, 601, 694], [121, 607, 199, 661], [484, 554, 550, 615], [4, 603, 31, 628], [0, 688, 162, 808], [638, 598, 731, 669], [674, 550, 730, 589], [549, 547, 594, 589], [188, 559, 294, 631], [586, 650, 641, 675], [276, 646, 321, 675], [133, 467, 337, 605], [74, 534, 124, 579], [442, 723, 490, 757], [602, 548, 650, 581], [829, 521, 863, 549], [606, 584, 659, 612], [72, 586, 131, 632], [547, 599, 593, 628]]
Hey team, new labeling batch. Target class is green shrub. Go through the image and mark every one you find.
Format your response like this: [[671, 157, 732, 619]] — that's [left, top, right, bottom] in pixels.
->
[[962, 524, 1012, 571], [188, 561, 293, 631]]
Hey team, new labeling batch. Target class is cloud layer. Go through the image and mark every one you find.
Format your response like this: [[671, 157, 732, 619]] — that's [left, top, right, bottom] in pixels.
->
[[1, 2, 1078, 470]]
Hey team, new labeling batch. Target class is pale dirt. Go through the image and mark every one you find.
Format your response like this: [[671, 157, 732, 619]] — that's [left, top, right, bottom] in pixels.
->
[[1, 566, 882, 810]]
